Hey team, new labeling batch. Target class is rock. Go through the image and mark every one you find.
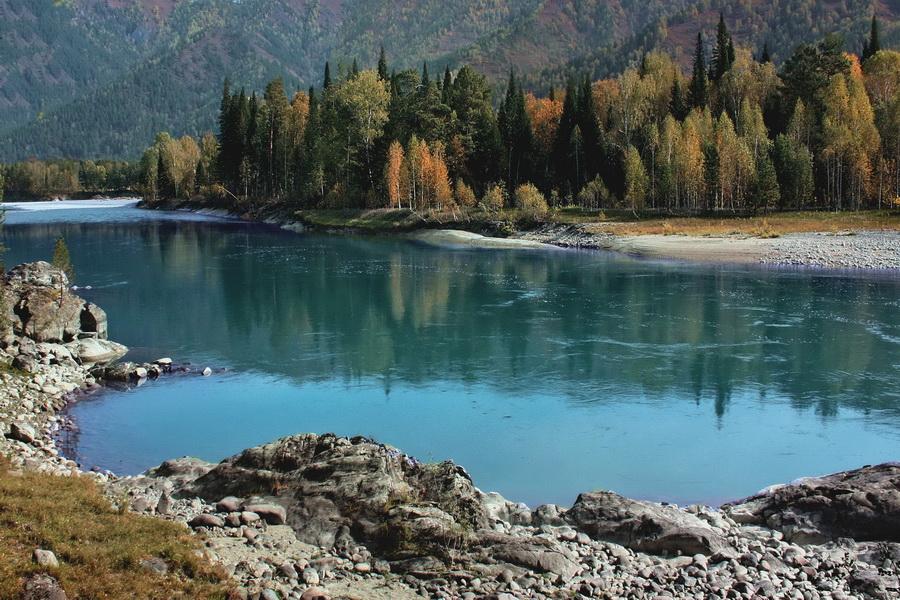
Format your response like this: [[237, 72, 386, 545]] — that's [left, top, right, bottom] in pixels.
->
[[485, 536, 581, 581], [12, 354, 37, 372], [5, 262, 85, 343], [278, 562, 298, 580], [240, 511, 261, 525], [155, 357, 173, 366], [189, 514, 225, 529], [260, 590, 279, 600], [156, 492, 172, 515], [33, 549, 59, 568], [202, 367, 213, 376], [21, 574, 67, 600], [242, 503, 286, 525], [133, 367, 148, 379], [532, 504, 567, 527], [302, 568, 320, 585], [300, 588, 330, 600], [183, 433, 488, 552], [725, 463, 900, 543], [217, 496, 243, 513], [566, 491, 732, 556], [9, 421, 38, 444], [79, 303, 108, 338], [140, 557, 168, 575]]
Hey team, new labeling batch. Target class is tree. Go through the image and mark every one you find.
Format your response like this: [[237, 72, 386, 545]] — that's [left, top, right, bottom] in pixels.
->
[[623, 145, 648, 213], [332, 70, 391, 190], [498, 71, 534, 189], [710, 13, 734, 81], [773, 134, 814, 208], [515, 183, 548, 220], [454, 178, 477, 207], [689, 33, 709, 109], [752, 151, 780, 212], [670, 77, 689, 120], [377, 46, 389, 81], [323, 62, 332, 90], [52, 237, 74, 282], [862, 15, 881, 62], [385, 140, 405, 208]]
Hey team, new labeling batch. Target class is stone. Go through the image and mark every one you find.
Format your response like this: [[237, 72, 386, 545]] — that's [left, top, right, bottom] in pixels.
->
[[21, 574, 67, 600], [155, 357, 173, 366], [33, 549, 59, 568], [242, 503, 286, 525], [302, 568, 320, 585], [241, 511, 261, 525], [260, 590, 279, 600], [9, 421, 38, 444], [133, 367, 148, 379], [79, 303, 108, 339], [300, 588, 330, 600], [156, 492, 172, 515], [183, 433, 488, 551], [279, 562, 298, 580], [202, 367, 213, 376], [217, 496, 243, 513], [725, 463, 900, 543], [566, 491, 732, 556], [189, 513, 225, 529], [140, 557, 168, 575]]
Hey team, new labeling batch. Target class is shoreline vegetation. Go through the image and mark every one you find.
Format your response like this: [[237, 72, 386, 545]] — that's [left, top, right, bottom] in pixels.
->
[[1, 262, 899, 599]]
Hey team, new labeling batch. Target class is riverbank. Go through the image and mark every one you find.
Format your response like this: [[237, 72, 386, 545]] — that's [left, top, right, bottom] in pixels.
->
[[2, 261, 899, 599], [142, 199, 900, 270]]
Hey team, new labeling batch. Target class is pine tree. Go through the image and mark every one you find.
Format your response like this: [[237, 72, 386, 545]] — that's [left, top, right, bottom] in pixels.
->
[[689, 33, 709, 109], [863, 15, 881, 61], [351, 58, 359, 78], [753, 151, 780, 212], [441, 66, 453, 105], [52, 237, 74, 282], [421, 62, 430, 88], [710, 14, 734, 81], [670, 77, 688, 120], [323, 62, 332, 90], [760, 41, 771, 64], [377, 46, 389, 81], [552, 79, 579, 193], [576, 74, 601, 183]]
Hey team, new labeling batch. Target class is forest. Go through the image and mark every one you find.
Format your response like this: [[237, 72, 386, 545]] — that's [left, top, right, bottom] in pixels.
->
[[0, 159, 138, 200], [134, 17, 900, 214]]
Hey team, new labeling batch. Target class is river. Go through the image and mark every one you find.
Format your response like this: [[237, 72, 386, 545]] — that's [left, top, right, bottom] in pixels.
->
[[3, 200, 899, 507]]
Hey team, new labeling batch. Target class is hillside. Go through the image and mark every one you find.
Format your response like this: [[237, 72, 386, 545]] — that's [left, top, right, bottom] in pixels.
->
[[1, 0, 898, 161]]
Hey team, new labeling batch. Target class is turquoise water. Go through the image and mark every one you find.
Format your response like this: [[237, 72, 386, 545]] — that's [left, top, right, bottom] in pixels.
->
[[3, 203, 899, 506]]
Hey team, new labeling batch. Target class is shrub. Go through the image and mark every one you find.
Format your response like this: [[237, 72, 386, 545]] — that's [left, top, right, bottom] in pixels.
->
[[481, 184, 506, 213], [577, 176, 611, 210], [454, 179, 477, 208], [515, 183, 549, 220]]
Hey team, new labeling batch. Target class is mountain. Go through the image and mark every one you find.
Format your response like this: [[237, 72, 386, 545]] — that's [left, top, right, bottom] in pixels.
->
[[1, 0, 898, 161]]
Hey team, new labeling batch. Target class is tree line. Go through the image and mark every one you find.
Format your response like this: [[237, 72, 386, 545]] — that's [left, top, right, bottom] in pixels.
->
[[0, 159, 139, 200], [140, 16, 900, 215]]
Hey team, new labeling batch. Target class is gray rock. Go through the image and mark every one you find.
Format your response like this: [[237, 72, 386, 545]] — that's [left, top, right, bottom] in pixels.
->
[[33, 549, 59, 568], [725, 463, 900, 543], [9, 421, 38, 444], [189, 513, 225, 528], [300, 588, 330, 600], [242, 503, 286, 525], [21, 574, 67, 600], [140, 557, 168, 575], [566, 491, 733, 556], [302, 568, 320, 585], [216, 496, 243, 513]]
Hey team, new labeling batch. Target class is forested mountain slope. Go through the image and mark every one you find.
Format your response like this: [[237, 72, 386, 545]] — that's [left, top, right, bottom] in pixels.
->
[[2, 0, 898, 160]]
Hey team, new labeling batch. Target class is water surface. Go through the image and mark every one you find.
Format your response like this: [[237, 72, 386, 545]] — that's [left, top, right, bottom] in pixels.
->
[[3, 203, 899, 506]]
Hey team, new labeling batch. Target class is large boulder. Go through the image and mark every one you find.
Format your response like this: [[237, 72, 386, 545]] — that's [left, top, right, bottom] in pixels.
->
[[724, 463, 900, 544], [180, 433, 489, 555], [66, 338, 128, 365], [3, 262, 117, 348], [565, 491, 732, 556]]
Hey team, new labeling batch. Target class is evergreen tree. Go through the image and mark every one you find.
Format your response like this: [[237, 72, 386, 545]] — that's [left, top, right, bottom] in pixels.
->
[[421, 62, 430, 88], [760, 41, 772, 64], [552, 79, 579, 194], [576, 74, 601, 184], [498, 71, 533, 189], [752, 151, 780, 212], [52, 237, 74, 282], [351, 58, 359, 78], [862, 15, 881, 61], [323, 62, 332, 90], [441, 66, 453, 105], [710, 14, 734, 81], [670, 77, 689, 120], [689, 33, 709, 109], [377, 47, 389, 81]]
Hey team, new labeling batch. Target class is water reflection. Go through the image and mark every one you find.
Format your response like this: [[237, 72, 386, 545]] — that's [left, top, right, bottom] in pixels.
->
[[3, 208, 899, 505]]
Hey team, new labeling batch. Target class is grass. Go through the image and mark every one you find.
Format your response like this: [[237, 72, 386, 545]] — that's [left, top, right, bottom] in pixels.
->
[[292, 207, 900, 238], [579, 210, 900, 237], [0, 459, 229, 599]]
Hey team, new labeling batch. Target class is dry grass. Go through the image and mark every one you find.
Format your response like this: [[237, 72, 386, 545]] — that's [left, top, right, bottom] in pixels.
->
[[0, 459, 229, 599], [580, 211, 900, 237]]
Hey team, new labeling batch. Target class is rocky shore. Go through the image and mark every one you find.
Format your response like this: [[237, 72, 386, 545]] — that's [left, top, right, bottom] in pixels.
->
[[2, 262, 899, 600]]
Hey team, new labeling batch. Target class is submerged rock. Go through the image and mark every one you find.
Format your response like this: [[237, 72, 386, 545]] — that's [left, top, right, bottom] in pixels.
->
[[725, 462, 900, 544]]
